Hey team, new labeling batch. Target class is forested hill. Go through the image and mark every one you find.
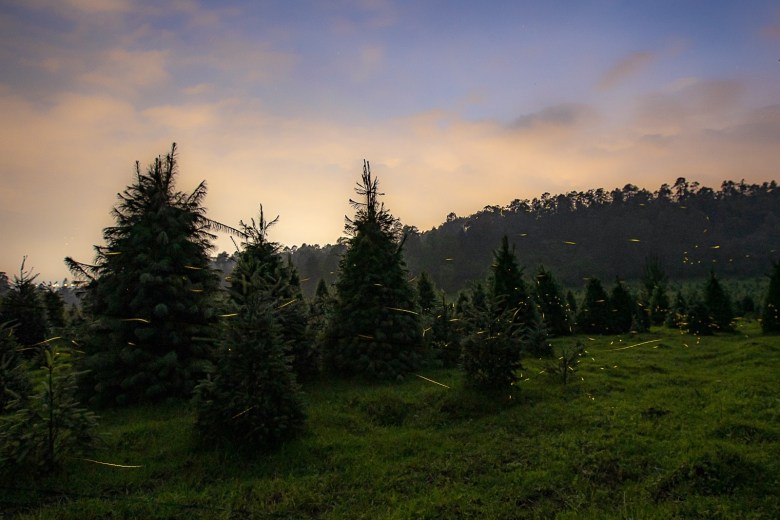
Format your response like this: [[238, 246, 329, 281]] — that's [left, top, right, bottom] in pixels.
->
[[289, 178, 780, 296]]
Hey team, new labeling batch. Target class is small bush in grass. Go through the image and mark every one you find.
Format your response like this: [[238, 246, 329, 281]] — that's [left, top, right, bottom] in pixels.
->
[[547, 341, 585, 385], [0, 341, 98, 477]]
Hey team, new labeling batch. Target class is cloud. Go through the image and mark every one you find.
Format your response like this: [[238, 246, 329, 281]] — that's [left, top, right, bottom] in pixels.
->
[[80, 49, 170, 93], [634, 79, 743, 134], [599, 51, 655, 90]]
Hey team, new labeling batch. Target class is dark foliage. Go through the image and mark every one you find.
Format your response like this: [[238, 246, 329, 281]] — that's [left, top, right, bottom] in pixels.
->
[[323, 161, 422, 380], [1, 259, 47, 348], [229, 207, 318, 382], [686, 296, 714, 336], [416, 272, 437, 315], [193, 289, 305, 451], [0, 342, 98, 477], [577, 278, 611, 334], [533, 266, 571, 336], [66, 144, 221, 406], [608, 278, 636, 334], [488, 236, 537, 330], [460, 291, 522, 392], [705, 270, 734, 333], [0, 322, 31, 415], [290, 178, 780, 295], [762, 262, 780, 334]]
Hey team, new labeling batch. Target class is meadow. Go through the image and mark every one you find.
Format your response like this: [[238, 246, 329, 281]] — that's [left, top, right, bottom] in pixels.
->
[[3, 322, 779, 519]]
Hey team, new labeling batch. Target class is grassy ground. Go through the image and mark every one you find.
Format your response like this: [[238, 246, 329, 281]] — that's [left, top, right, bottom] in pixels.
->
[[3, 322, 779, 519]]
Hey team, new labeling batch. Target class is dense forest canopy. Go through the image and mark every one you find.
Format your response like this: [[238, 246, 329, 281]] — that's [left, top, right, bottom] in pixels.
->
[[286, 178, 780, 296]]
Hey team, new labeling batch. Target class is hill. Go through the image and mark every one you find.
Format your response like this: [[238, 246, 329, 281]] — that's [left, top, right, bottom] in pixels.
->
[[290, 178, 780, 296]]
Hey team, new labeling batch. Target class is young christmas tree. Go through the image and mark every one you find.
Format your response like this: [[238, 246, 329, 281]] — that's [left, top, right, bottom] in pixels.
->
[[762, 261, 780, 334], [608, 278, 635, 334], [488, 236, 537, 331], [323, 161, 422, 380], [704, 270, 734, 332], [66, 144, 221, 406], [0, 322, 31, 414], [534, 266, 571, 336], [576, 277, 611, 334], [193, 287, 305, 451], [228, 208, 317, 381], [1, 258, 47, 349]]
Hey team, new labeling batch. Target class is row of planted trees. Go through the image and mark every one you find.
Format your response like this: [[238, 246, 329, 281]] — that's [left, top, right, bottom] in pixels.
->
[[3, 144, 780, 475]]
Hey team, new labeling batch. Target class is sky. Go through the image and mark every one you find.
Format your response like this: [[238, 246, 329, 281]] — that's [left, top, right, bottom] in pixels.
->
[[1, 0, 779, 283]]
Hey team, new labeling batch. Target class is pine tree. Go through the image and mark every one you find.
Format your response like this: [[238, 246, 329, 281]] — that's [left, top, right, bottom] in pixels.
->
[[323, 161, 422, 380], [665, 290, 688, 329], [0, 342, 98, 475], [430, 295, 460, 368], [705, 270, 734, 332], [42, 288, 66, 329], [193, 288, 305, 451], [416, 272, 437, 315], [608, 278, 635, 334], [0, 322, 31, 414], [229, 207, 317, 382], [1, 259, 47, 349], [66, 144, 221, 406], [461, 291, 522, 392], [488, 236, 537, 331], [577, 277, 611, 334], [534, 266, 571, 336], [686, 295, 713, 336]]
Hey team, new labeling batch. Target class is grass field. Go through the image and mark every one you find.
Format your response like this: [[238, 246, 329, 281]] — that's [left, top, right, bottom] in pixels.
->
[[3, 322, 779, 519]]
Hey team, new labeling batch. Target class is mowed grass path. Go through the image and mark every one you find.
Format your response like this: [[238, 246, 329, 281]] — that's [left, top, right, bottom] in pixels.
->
[[4, 323, 779, 518]]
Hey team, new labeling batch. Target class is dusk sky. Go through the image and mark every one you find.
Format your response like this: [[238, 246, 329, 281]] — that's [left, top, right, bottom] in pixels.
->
[[1, 0, 779, 283]]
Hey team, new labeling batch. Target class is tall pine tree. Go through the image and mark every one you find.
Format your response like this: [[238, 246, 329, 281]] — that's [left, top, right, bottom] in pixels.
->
[[67, 144, 220, 406], [323, 161, 422, 380]]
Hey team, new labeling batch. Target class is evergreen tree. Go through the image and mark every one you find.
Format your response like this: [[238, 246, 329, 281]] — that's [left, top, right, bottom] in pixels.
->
[[534, 266, 571, 336], [193, 288, 305, 451], [66, 144, 221, 406], [705, 270, 734, 332], [42, 288, 66, 329], [686, 296, 713, 336], [0, 342, 98, 475], [0, 322, 31, 414], [488, 236, 537, 330], [1, 259, 47, 349], [461, 292, 522, 392], [608, 278, 635, 334], [430, 295, 460, 368], [323, 161, 422, 379], [648, 285, 670, 326], [762, 262, 780, 334], [565, 290, 578, 316], [576, 277, 611, 334], [416, 272, 437, 315], [665, 290, 688, 329], [229, 207, 317, 382]]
